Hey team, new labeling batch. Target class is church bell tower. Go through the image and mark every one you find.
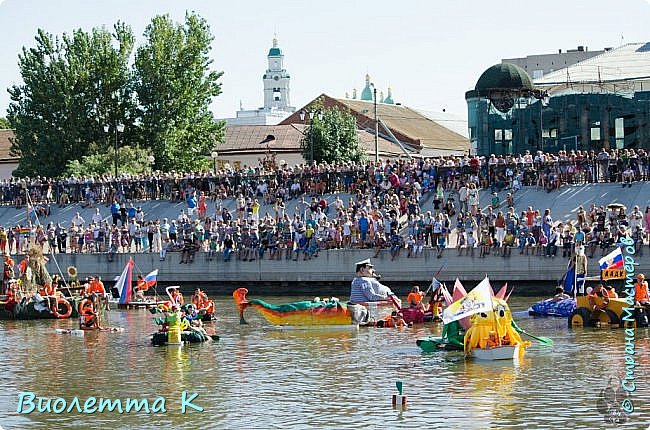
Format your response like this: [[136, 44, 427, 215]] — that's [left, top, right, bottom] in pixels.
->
[[263, 37, 294, 111]]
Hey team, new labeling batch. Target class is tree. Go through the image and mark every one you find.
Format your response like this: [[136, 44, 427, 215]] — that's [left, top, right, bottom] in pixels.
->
[[133, 12, 224, 172], [301, 104, 365, 164], [7, 24, 135, 177], [0, 117, 10, 129], [63, 145, 155, 177]]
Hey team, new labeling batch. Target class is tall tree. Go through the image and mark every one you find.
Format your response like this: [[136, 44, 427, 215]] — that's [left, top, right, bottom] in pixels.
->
[[7, 24, 134, 177], [301, 104, 365, 164], [134, 12, 224, 172]]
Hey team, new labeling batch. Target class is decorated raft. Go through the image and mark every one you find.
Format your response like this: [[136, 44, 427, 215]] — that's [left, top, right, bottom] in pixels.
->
[[1, 249, 83, 320], [1, 294, 81, 320], [233, 288, 394, 327], [150, 302, 218, 346], [417, 277, 542, 360], [416, 320, 464, 352], [528, 298, 576, 317]]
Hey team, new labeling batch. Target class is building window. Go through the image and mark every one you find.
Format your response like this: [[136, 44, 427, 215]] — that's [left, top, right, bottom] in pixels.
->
[[591, 127, 601, 141], [532, 70, 544, 79], [615, 117, 624, 149]]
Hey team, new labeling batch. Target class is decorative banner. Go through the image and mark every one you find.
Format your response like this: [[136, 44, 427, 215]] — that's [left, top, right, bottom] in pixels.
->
[[442, 277, 493, 325]]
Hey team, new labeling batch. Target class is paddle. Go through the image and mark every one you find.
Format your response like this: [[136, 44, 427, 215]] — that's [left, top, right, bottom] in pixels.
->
[[510, 319, 553, 346]]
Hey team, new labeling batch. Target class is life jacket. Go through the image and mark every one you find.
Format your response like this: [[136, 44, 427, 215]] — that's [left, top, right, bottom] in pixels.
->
[[136, 279, 147, 292], [407, 292, 424, 306], [635, 281, 649, 302], [89, 279, 105, 294], [18, 259, 28, 276], [485, 332, 499, 348]]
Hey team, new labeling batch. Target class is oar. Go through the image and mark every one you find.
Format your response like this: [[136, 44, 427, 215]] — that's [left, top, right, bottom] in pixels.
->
[[510, 320, 553, 346]]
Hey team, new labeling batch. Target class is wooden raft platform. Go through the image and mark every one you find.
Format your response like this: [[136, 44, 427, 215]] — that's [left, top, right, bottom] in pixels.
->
[[115, 301, 159, 310]]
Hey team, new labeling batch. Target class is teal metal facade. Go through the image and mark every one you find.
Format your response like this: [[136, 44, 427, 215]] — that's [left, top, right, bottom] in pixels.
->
[[468, 91, 650, 155]]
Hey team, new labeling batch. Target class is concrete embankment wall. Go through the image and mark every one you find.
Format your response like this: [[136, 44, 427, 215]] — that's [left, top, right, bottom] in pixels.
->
[[46, 250, 649, 297]]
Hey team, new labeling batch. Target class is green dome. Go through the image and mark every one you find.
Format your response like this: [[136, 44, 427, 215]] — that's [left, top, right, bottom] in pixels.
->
[[360, 74, 373, 101], [474, 63, 533, 96], [268, 37, 282, 57]]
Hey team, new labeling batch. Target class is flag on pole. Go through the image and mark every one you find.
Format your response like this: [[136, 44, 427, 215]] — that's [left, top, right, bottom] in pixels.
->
[[442, 277, 493, 325], [439, 283, 454, 306], [116, 259, 134, 304], [144, 269, 158, 288], [598, 248, 623, 270]]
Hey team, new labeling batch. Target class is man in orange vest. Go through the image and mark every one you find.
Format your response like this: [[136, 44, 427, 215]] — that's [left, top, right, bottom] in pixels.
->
[[134, 275, 148, 301], [635, 274, 649, 308], [91, 276, 106, 295]]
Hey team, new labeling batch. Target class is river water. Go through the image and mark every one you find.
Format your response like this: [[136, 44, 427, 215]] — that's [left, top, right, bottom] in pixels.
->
[[0, 296, 649, 429]]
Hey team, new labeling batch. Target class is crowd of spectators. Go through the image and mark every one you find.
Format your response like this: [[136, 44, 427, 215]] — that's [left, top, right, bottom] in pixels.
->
[[1, 148, 649, 262]]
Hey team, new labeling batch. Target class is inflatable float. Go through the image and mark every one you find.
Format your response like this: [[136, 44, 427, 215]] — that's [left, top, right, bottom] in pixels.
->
[[416, 320, 464, 352], [528, 298, 576, 317], [233, 288, 395, 327]]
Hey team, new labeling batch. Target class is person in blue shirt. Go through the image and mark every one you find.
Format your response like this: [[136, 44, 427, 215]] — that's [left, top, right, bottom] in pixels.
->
[[187, 192, 198, 217], [127, 203, 136, 220], [110, 201, 120, 226]]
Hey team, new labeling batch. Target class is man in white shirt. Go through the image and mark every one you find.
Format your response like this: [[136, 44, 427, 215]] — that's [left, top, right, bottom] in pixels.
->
[[92, 208, 103, 225], [71, 212, 85, 227]]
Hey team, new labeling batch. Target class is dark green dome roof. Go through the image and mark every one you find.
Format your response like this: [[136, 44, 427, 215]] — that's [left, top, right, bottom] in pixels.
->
[[474, 63, 533, 95], [268, 47, 282, 56]]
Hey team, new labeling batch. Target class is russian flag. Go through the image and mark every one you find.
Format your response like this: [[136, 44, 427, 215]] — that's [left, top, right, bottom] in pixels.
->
[[144, 270, 158, 288], [117, 259, 134, 304], [598, 247, 624, 271]]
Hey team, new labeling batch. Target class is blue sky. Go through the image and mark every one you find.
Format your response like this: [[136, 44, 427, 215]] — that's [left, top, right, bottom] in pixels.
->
[[1, 0, 650, 121]]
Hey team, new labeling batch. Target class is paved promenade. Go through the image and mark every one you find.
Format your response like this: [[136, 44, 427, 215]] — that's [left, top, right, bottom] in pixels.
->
[[6, 182, 643, 296]]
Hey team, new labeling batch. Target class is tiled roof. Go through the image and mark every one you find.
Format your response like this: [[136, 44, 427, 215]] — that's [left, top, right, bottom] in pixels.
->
[[220, 124, 404, 157], [0, 129, 17, 162], [280, 94, 469, 154]]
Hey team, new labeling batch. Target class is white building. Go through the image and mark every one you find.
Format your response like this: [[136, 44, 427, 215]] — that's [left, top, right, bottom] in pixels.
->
[[224, 38, 296, 125]]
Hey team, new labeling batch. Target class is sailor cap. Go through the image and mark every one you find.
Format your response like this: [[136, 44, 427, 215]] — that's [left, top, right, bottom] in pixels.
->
[[355, 258, 373, 272]]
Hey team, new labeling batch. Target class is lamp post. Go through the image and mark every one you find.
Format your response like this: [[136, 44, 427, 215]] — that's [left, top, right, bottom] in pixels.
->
[[104, 122, 124, 178], [148, 155, 155, 171], [370, 83, 379, 163], [210, 151, 218, 174], [300, 109, 322, 164]]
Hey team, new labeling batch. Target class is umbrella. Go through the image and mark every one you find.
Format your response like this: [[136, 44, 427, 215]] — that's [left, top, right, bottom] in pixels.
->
[[606, 203, 626, 210]]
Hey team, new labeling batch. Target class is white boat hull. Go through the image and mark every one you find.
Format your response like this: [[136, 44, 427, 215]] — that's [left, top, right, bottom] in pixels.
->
[[470, 344, 520, 360]]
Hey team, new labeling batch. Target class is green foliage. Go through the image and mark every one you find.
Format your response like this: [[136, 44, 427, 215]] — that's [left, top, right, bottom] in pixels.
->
[[7, 12, 223, 177], [133, 12, 224, 172], [0, 117, 10, 129], [8, 24, 135, 177], [301, 104, 365, 164], [63, 145, 154, 177]]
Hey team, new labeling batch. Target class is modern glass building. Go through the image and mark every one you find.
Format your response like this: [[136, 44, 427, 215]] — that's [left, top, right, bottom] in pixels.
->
[[466, 43, 650, 155]]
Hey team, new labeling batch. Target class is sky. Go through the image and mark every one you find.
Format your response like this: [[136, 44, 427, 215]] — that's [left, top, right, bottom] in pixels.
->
[[1, 0, 650, 122]]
